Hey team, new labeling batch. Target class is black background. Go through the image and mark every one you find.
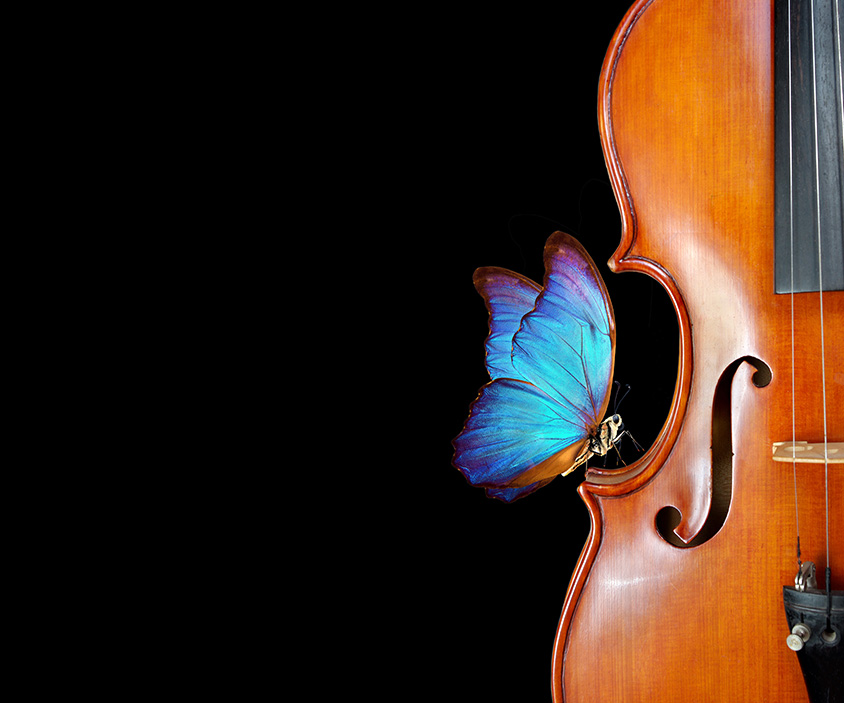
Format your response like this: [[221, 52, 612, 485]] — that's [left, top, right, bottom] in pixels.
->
[[373, 3, 680, 700]]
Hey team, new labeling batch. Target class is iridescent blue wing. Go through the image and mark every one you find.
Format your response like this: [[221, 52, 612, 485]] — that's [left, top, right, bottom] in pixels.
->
[[472, 267, 541, 380], [512, 231, 615, 428], [461, 268, 551, 501], [453, 231, 615, 502], [453, 377, 590, 493]]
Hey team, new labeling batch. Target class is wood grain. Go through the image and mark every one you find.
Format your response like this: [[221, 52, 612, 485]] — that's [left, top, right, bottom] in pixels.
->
[[552, 1, 843, 700]]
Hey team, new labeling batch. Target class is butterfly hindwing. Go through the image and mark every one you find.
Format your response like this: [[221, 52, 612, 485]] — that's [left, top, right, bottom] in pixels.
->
[[453, 377, 591, 490]]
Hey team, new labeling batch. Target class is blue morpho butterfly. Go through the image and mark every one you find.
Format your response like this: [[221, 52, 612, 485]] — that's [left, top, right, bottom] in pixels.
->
[[453, 231, 627, 502]]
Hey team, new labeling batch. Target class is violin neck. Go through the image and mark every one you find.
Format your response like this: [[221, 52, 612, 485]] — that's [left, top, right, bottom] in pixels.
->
[[774, 0, 844, 294], [774, 0, 844, 293]]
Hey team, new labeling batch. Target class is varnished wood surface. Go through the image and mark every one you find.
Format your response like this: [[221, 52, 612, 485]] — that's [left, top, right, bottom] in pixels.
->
[[553, 1, 843, 700]]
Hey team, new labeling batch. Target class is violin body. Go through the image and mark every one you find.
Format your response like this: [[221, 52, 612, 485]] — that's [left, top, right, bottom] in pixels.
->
[[553, 1, 843, 700]]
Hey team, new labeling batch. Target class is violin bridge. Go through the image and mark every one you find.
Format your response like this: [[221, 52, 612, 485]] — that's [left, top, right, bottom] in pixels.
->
[[772, 441, 844, 464]]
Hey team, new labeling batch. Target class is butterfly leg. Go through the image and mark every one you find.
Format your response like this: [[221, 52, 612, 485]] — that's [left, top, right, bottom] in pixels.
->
[[618, 430, 643, 453], [562, 449, 592, 477], [608, 430, 644, 467], [610, 442, 628, 467]]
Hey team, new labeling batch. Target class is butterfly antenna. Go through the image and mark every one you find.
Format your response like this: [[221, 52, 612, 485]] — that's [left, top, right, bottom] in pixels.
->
[[613, 382, 632, 415]]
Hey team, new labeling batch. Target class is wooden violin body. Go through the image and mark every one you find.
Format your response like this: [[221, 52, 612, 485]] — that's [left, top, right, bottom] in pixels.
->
[[552, 1, 843, 700]]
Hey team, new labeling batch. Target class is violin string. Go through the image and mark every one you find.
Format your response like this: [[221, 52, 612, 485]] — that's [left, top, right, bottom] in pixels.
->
[[809, 0, 831, 614], [787, 0, 802, 570], [829, 0, 842, 622]]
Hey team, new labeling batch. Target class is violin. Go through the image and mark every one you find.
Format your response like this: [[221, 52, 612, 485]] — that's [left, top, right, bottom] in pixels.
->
[[551, 0, 843, 700]]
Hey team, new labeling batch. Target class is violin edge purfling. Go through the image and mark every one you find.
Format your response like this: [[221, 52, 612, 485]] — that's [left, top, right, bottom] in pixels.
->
[[553, 0, 843, 700]]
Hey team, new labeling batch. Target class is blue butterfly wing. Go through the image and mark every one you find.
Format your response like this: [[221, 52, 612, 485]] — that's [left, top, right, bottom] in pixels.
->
[[453, 378, 589, 499], [512, 231, 615, 431], [461, 268, 555, 501], [453, 231, 615, 502], [472, 267, 541, 380]]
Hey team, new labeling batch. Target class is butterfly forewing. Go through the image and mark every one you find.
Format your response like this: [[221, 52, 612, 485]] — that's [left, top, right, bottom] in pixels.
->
[[511, 233, 615, 425], [473, 267, 541, 381]]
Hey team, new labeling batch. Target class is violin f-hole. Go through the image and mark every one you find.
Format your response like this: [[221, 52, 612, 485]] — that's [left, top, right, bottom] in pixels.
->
[[656, 356, 772, 547]]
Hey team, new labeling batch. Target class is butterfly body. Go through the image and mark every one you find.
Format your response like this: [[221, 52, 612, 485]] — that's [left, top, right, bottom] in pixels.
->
[[453, 231, 617, 501], [566, 414, 625, 476]]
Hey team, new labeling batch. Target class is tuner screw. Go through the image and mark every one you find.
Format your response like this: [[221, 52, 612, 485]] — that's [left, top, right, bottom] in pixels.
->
[[786, 623, 811, 651]]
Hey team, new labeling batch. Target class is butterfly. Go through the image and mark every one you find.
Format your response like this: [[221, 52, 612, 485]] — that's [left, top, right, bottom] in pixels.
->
[[453, 230, 626, 502]]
